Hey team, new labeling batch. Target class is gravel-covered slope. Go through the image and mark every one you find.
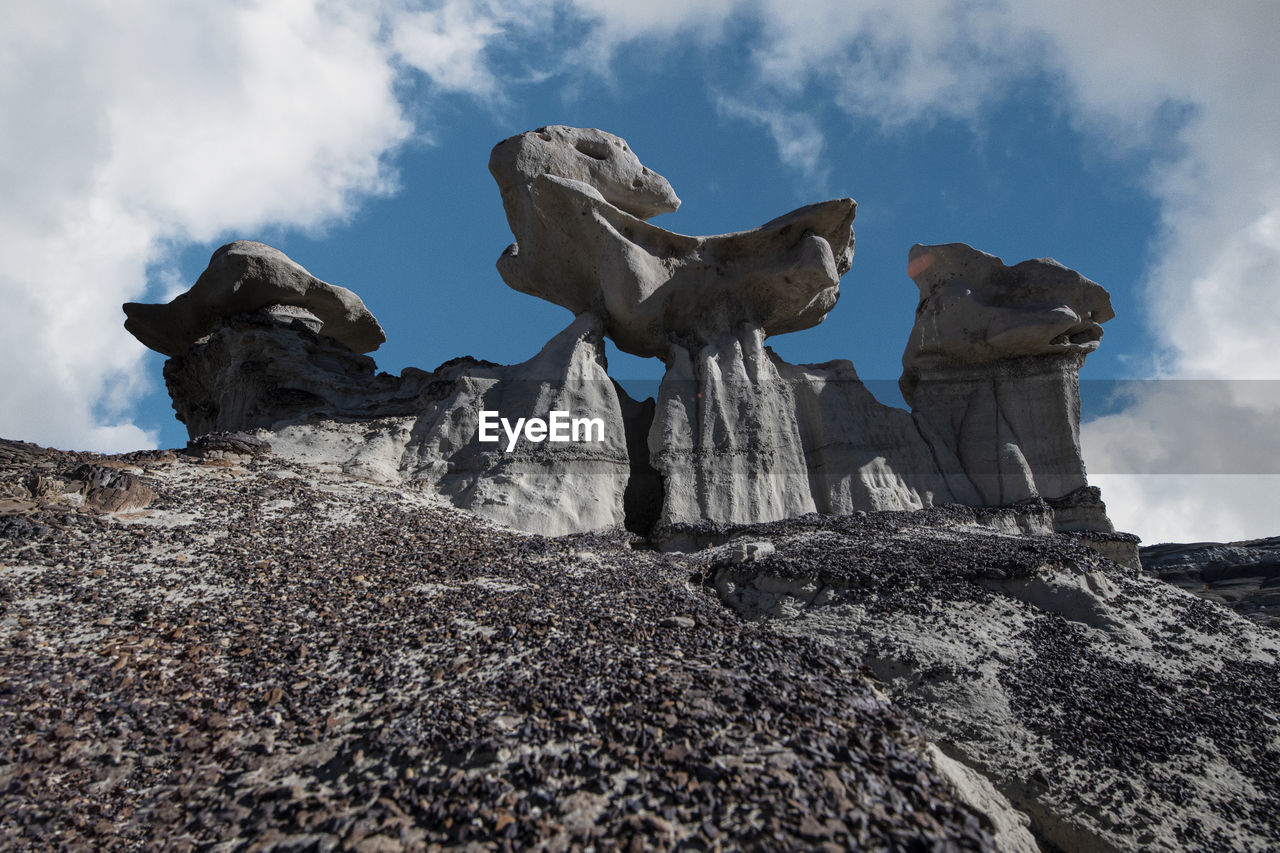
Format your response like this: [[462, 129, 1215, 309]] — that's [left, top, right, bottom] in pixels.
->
[[0, 439, 996, 851], [701, 511, 1280, 852]]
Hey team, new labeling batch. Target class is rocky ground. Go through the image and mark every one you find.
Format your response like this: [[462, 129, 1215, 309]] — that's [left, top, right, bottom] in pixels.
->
[[1141, 537, 1280, 628], [4, 436, 1278, 852], [697, 511, 1280, 852], [0, 438, 995, 851]]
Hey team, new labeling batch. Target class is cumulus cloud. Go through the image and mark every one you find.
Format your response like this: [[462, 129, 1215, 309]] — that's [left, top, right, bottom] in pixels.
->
[[706, 0, 1280, 542], [1082, 381, 1280, 543], [0, 0, 409, 451], [714, 97, 828, 183], [1006, 1, 1280, 541]]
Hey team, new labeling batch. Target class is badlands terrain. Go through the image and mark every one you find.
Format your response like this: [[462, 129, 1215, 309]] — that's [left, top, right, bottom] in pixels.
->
[[2, 435, 1278, 851]]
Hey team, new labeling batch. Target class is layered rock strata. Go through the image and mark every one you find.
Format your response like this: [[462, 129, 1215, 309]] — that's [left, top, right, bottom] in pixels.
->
[[902, 243, 1114, 514], [1142, 536, 1280, 627]]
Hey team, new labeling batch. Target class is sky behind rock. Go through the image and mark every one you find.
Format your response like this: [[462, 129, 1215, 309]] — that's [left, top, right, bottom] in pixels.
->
[[2, 0, 1277, 544]]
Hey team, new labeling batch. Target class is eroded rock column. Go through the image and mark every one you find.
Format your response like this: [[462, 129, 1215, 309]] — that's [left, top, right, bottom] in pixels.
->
[[901, 243, 1115, 525], [649, 323, 815, 526]]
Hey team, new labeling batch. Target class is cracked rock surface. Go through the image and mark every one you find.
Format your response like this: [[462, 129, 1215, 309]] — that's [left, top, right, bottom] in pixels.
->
[[0, 438, 995, 851]]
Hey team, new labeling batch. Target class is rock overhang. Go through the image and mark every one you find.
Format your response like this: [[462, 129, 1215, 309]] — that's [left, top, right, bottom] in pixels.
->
[[123, 240, 385, 357]]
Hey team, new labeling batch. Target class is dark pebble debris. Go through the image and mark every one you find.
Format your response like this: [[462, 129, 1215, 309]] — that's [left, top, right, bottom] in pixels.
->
[[688, 507, 1112, 617], [694, 503, 1280, 851], [0, 438, 998, 851]]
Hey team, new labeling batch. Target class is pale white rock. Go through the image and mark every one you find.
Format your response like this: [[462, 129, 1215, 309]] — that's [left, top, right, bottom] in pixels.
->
[[901, 242, 1113, 388], [489, 125, 854, 358], [124, 132, 1129, 543], [649, 323, 815, 527], [925, 744, 1039, 853], [778, 357, 982, 513], [400, 312, 630, 535], [492, 127, 856, 528], [709, 510, 1280, 852], [124, 241, 385, 356], [902, 243, 1114, 508], [269, 313, 631, 537]]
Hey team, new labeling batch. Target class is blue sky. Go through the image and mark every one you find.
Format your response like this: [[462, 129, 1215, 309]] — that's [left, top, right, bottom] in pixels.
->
[[3, 1, 1278, 543]]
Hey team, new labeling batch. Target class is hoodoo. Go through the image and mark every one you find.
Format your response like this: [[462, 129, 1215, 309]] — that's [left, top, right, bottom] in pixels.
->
[[122, 126, 1127, 555]]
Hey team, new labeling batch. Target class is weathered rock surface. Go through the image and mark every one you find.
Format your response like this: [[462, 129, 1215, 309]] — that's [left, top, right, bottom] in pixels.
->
[[124, 241, 385, 357], [1142, 536, 1280, 628], [264, 313, 633, 537], [161, 306, 431, 436], [649, 325, 816, 528], [0, 438, 1000, 850], [4, 439, 1270, 851], [489, 125, 855, 359], [781, 357, 980, 512], [122, 129, 1128, 548], [902, 243, 1114, 511], [696, 507, 1280, 852]]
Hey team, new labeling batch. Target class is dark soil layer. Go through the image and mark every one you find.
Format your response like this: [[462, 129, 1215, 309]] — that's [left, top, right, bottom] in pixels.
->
[[0, 439, 995, 851]]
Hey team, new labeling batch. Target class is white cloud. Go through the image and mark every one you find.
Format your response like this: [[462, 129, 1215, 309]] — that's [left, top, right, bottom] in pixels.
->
[[567, 0, 737, 42], [0, 0, 409, 452], [715, 97, 828, 183], [996, 1, 1280, 542], [390, 0, 505, 97], [715, 0, 1280, 542], [1088, 474, 1280, 546]]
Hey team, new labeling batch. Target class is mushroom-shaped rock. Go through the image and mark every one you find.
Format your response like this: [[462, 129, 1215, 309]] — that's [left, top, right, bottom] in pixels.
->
[[123, 241, 385, 357], [901, 242, 1113, 402], [900, 242, 1116, 510], [490, 125, 855, 358]]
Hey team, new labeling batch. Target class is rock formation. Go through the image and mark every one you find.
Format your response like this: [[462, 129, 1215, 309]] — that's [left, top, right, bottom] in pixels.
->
[[4, 438, 1276, 850], [1142, 536, 1280, 627], [144, 241, 631, 536], [488, 126, 854, 358], [697, 508, 1280, 852], [269, 312, 633, 535], [122, 125, 1128, 559], [123, 241, 385, 356], [901, 242, 1114, 510]]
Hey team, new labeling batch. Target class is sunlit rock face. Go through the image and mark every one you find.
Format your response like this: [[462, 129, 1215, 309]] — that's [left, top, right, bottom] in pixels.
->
[[123, 127, 1128, 552], [489, 124, 854, 359], [124, 241, 385, 357], [125, 242, 630, 537], [901, 243, 1114, 512], [491, 125, 858, 526]]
